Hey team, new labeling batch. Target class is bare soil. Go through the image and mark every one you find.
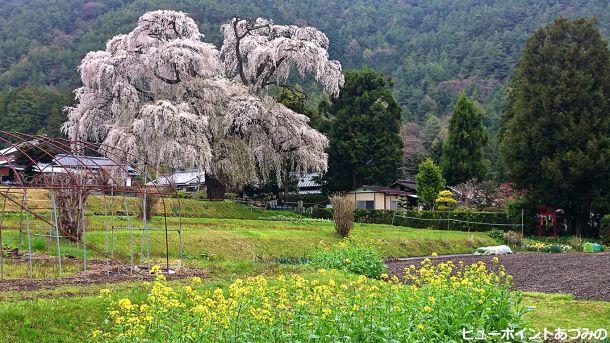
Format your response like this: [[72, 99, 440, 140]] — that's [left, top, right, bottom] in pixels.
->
[[387, 252, 610, 301], [0, 250, 206, 292]]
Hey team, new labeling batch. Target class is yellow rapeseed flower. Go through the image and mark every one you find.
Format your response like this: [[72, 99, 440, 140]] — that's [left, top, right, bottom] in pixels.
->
[[117, 298, 132, 311], [149, 265, 162, 275]]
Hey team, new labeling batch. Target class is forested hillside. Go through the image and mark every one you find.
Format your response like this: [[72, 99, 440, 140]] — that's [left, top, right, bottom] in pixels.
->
[[0, 0, 608, 134]]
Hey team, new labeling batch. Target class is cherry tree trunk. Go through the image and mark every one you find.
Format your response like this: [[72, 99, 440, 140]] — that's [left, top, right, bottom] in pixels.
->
[[206, 175, 226, 200]]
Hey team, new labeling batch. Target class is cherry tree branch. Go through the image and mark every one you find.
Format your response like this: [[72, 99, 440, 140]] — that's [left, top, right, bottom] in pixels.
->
[[232, 18, 249, 85]]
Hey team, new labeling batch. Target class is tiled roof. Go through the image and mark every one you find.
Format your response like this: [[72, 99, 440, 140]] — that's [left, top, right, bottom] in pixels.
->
[[0, 140, 40, 158], [350, 185, 410, 196], [296, 172, 321, 189], [52, 154, 137, 174], [390, 178, 417, 188], [154, 171, 205, 186]]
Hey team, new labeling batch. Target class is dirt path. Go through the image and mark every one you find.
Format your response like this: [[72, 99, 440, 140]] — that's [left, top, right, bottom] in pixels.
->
[[387, 252, 610, 301]]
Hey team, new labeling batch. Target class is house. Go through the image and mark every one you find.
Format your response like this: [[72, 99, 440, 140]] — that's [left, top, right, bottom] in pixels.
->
[[37, 154, 138, 187], [295, 172, 322, 195], [388, 177, 417, 194], [344, 177, 421, 210], [389, 178, 419, 208], [346, 186, 410, 210], [153, 171, 205, 193], [0, 140, 40, 183], [0, 159, 12, 182]]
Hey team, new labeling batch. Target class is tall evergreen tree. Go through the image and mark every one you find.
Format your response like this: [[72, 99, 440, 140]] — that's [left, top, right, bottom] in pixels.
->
[[416, 158, 445, 209], [500, 17, 610, 235], [441, 92, 487, 185], [323, 68, 403, 193]]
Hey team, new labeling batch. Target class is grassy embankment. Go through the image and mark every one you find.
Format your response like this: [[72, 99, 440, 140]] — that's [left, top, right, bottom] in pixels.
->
[[0, 216, 495, 279]]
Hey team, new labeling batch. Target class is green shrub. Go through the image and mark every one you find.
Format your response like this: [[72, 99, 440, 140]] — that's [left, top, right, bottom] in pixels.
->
[[356, 209, 516, 232], [505, 197, 525, 221], [311, 207, 333, 219], [523, 242, 571, 253], [310, 240, 387, 278], [545, 244, 564, 253], [310, 208, 517, 232], [488, 228, 504, 240], [600, 215, 610, 245], [454, 205, 478, 213], [435, 190, 458, 210]]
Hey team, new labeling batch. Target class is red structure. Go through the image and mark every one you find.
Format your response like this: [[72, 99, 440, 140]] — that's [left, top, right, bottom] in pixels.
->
[[536, 205, 558, 237], [0, 131, 184, 279]]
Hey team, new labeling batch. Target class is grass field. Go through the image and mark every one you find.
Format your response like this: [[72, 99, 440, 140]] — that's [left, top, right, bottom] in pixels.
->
[[524, 293, 610, 331], [0, 199, 608, 341], [1, 216, 496, 267]]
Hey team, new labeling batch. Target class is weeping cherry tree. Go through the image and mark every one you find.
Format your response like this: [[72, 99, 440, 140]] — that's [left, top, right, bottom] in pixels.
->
[[63, 10, 344, 198]]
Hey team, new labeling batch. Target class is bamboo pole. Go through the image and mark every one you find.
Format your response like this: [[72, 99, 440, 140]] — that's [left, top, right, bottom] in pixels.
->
[[25, 190, 32, 278], [0, 188, 9, 280], [104, 193, 109, 277], [50, 191, 62, 276], [124, 196, 134, 274]]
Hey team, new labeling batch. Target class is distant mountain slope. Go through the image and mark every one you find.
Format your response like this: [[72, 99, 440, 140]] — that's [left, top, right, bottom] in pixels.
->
[[0, 0, 608, 125]]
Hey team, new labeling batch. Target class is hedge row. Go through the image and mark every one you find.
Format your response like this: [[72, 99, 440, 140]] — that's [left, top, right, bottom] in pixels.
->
[[311, 208, 518, 232]]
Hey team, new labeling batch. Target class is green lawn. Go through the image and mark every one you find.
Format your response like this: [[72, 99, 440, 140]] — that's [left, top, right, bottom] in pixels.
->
[[1, 216, 495, 267], [523, 293, 610, 330]]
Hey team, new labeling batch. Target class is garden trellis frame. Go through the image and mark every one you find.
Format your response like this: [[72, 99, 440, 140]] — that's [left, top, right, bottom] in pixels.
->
[[0, 131, 185, 280]]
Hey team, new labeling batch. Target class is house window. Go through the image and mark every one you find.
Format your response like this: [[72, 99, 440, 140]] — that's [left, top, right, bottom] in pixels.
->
[[390, 200, 399, 210], [356, 200, 374, 210]]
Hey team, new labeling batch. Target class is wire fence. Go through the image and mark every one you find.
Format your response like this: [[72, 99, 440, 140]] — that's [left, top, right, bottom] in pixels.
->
[[392, 213, 521, 228]]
